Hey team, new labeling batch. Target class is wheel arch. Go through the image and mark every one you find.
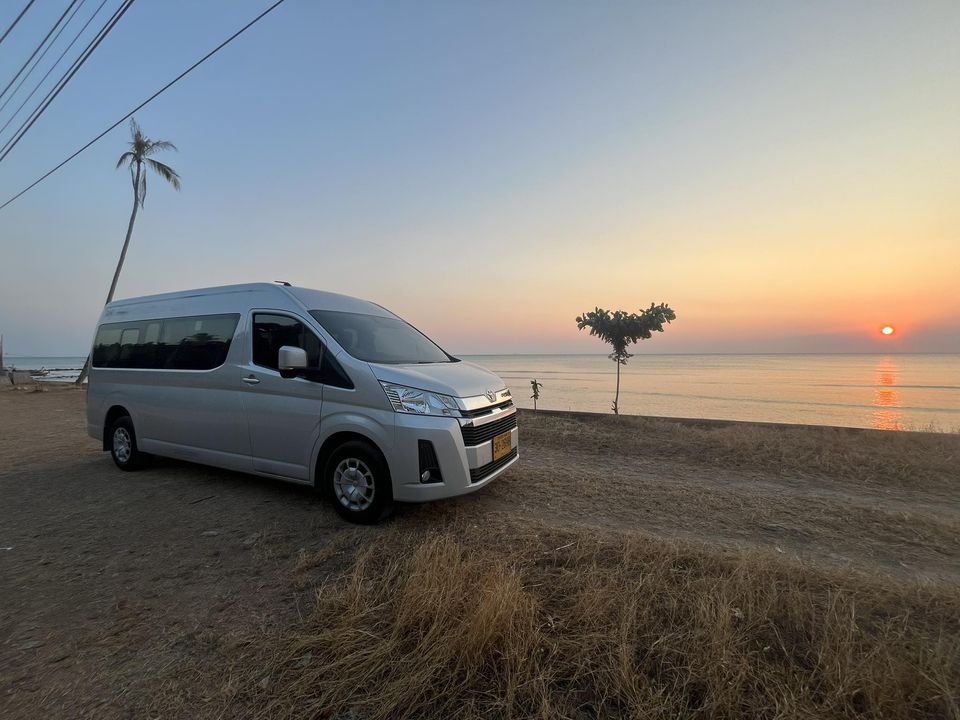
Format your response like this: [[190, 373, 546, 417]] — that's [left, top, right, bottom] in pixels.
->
[[314, 431, 390, 488], [102, 404, 131, 450]]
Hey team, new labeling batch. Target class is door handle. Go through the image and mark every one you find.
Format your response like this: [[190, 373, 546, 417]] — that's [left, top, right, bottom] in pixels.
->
[[242, 375, 260, 385]]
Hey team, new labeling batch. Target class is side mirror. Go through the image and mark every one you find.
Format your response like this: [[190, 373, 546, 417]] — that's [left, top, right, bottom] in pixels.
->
[[278, 346, 308, 378]]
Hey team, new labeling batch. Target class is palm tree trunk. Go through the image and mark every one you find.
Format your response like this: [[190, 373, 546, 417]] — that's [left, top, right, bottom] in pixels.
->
[[104, 166, 142, 306], [613, 362, 621, 415], [75, 164, 142, 386]]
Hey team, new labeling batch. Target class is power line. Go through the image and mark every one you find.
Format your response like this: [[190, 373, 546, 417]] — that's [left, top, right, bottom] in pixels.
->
[[0, 0, 134, 162], [0, 0, 109, 145], [0, 0, 37, 48], [0, 0, 108, 135], [0, 0, 88, 116], [0, 0, 81, 104], [0, 0, 287, 213]]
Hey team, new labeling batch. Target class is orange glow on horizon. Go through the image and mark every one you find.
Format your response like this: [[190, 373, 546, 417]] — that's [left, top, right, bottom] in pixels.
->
[[881, 325, 896, 336]]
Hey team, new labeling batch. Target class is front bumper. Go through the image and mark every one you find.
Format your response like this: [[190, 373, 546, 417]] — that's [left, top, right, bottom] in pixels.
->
[[390, 409, 518, 502]]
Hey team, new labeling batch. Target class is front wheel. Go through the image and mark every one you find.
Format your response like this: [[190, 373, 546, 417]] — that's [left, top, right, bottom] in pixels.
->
[[325, 440, 393, 524], [108, 415, 144, 471]]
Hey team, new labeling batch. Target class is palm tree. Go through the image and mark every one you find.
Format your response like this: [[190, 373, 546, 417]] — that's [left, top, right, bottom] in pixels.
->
[[76, 118, 180, 384]]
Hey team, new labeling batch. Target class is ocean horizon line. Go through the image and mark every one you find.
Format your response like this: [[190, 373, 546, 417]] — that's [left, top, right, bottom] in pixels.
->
[[5, 350, 960, 360]]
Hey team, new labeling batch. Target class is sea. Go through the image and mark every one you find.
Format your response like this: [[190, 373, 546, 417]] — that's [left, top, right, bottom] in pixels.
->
[[3, 356, 88, 383], [461, 354, 960, 432], [5, 354, 958, 432]]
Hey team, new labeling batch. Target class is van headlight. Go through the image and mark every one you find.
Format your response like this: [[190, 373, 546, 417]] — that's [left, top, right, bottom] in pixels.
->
[[380, 382, 462, 417]]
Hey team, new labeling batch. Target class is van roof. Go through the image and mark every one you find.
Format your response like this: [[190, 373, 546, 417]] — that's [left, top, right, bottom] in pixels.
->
[[105, 283, 394, 318]]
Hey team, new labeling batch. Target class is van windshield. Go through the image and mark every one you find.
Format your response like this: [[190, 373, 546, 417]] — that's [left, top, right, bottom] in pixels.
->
[[310, 310, 455, 364]]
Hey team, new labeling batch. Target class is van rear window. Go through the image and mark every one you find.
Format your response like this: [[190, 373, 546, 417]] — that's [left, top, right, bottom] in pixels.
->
[[92, 314, 240, 370]]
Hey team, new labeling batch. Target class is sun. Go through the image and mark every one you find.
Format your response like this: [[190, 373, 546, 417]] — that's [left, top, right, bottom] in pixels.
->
[[880, 325, 895, 336]]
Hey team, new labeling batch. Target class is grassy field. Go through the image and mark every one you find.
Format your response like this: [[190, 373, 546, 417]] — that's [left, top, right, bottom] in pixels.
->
[[2, 390, 958, 719], [223, 413, 960, 719], [209, 520, 958, 720]]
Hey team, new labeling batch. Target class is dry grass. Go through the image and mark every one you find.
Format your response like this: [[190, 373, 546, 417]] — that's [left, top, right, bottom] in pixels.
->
[[229, 522, 960, 720], [520, 411, 960, 495]]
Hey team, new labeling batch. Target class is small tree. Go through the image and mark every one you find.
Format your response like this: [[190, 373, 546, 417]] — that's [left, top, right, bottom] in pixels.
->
[[576, 303, 675, 415], [530, 379, 543, 410]]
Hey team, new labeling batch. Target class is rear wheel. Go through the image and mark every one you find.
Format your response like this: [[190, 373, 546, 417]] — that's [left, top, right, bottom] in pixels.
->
[[325, 440, 393, 524], [108, 415, 143, 471]]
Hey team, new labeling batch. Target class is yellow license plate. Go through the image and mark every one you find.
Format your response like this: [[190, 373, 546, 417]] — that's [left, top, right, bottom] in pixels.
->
[[492, 431, 513, 461]]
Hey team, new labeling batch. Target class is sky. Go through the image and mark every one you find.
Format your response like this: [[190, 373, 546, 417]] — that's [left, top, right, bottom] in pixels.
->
[[0, 0, 957, 356]]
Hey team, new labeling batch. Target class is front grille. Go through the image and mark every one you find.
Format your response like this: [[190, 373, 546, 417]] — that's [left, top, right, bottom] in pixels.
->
[[460, 412, 518, 447], [460, 399, 514, 419], [470, 448, 518, 483]]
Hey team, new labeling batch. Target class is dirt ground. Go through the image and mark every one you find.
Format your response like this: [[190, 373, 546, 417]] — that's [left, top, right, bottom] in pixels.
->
[[1, 387, 958, 718]]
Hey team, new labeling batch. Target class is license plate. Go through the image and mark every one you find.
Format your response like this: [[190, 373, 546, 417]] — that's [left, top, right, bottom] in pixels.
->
[[492, 431, 513, 461]]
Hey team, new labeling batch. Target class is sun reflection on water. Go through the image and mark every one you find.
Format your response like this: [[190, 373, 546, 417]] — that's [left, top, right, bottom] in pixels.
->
[[871, 358, 903, 430]]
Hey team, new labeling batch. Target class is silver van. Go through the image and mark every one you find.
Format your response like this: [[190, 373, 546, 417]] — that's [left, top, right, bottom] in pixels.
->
[[85, 283, 518, 523]]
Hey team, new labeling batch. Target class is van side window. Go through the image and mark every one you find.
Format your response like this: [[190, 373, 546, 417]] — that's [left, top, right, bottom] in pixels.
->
[[252, 314, 322, 370], [144, 322, 160, 345], [159, 315, 239, 370], [252, 314, 353, 388], [91, 314, 239, 370], [92, 326, 123, 367], [321, 354, 354, 389], [118, 328, 141, 366]]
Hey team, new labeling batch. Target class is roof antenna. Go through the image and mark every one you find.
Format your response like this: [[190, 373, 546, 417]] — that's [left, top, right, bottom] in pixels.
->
[[274, 280, 292, 287]]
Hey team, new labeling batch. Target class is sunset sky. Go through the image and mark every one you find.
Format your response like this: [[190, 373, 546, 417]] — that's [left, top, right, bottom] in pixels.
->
[[0, 1, 957, 356]]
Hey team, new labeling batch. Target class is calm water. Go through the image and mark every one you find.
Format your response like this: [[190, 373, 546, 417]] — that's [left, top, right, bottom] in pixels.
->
[[462, 354, 960, 431], [3, 356, 86, 382], [7, 354, 958, 431]]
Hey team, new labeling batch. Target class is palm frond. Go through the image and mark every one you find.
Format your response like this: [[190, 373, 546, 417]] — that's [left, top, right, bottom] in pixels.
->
[[129, 118, 149, 159], [145, 158, 181, 191], [145, 139, 177, 155], [128, 117, 142, 141], [121, 118, 180, 202]]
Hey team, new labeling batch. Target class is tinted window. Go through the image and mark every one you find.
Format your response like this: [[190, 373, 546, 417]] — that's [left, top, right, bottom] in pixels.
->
[[158, 315, 238, 370], [252, 313, 353, 388], [92, 314, 239, 370], [91, 326, 123, 367], [144, 321, 160, 344], [117, 328, 141, 367], [310, 310, 453, 364], [253, 314, 322, 370]]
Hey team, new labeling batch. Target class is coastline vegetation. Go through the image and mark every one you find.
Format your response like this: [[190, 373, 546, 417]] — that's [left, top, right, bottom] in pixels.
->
[[576, 305, 676, 414]]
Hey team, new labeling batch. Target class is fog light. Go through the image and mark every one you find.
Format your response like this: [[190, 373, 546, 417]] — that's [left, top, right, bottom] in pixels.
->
[[418, 440, 442, 483]]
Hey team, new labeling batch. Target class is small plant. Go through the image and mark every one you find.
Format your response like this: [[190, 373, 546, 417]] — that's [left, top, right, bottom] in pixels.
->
[[530, 379, 543, 410], [576, 304, 675, 415]]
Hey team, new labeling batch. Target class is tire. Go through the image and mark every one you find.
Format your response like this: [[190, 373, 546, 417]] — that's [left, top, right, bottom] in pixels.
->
[[324, 440, 394, 524], [108, 415, 144, 471]]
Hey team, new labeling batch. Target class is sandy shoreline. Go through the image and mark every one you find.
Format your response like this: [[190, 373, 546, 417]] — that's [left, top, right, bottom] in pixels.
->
[[1, 389, 957, 718], [530, 406, 958, 436]]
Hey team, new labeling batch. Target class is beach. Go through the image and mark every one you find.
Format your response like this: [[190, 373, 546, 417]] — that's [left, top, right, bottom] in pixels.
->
[[1, 387, 957, 718]]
